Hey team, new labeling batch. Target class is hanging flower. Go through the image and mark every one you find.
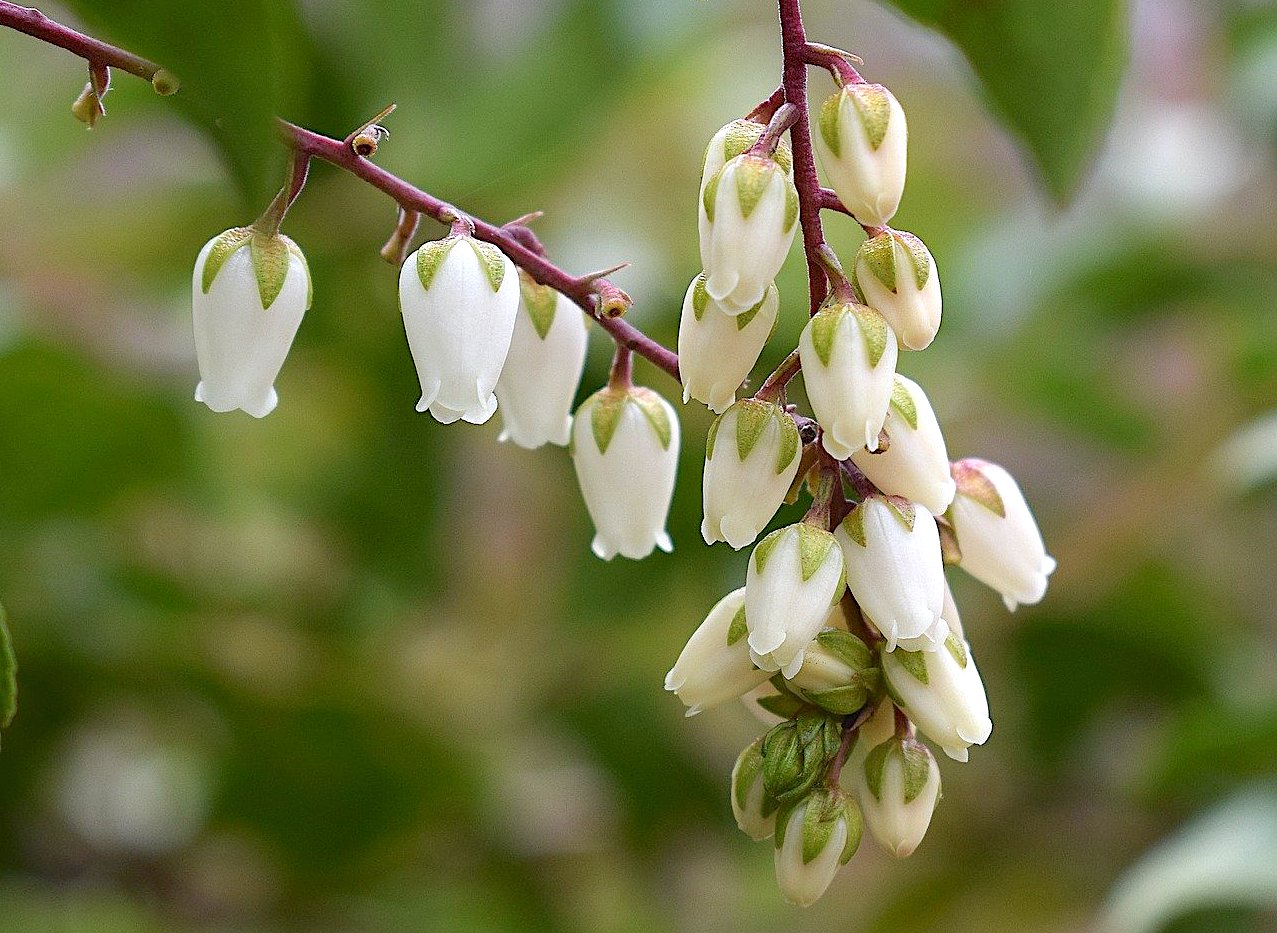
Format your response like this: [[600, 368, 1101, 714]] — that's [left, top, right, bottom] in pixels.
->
[[881, 633, 992, 762], [678, 274, 779, 414], [856, 734, 941, 858], [852, 229, 942, 351], [773, 788, 862, 907], [665, 588, 771, 716], [850, 376, 956, 516], [702, 399, 802, 549], [814, 83, 907, 227], [732, 737, 779, 841]]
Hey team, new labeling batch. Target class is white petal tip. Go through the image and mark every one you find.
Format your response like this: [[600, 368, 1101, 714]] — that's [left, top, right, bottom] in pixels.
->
[[590, 536, 616, 561], [656, 532, 674, 554], [943, 746, 970, 763]]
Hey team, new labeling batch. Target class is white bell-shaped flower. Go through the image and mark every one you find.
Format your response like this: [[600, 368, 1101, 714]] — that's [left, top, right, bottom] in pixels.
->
[[570, 384, 680, 560], [814, 83, 907, 227], [881, 632, 992, 762], [773, 788, 861, 907], [399, 234, 519, 425], [699, 154, 799, 314], [664, 587, 771, 716], [853, 229, 942, 350], [700, 118, 793, 197], [850, 376, 955, 516], [745, 523, 846, 678], [836, 496, 946, 651], [494, 272, 589, 448], [678, 274, 779, 414], [799, 301, 898, 459], [857, 734, 941, 858], [702, 399, 802, 549], [731, 738, 778, 841], [947, 459, 1056, 611], [192, 227, 311, 418]]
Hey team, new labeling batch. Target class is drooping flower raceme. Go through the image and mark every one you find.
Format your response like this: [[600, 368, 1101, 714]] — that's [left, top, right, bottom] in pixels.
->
[[700, 153, 799, 314], [814, 83, 907, 228], [665, 587, 771, 716], [881, 633, 992, 763], [836, 496, 945, 651], [851, 376, 956, 516], [853, 229, 942, 351], [570, 384, 680, 560], [678, 274, 779, 414], [702, 399, 801, 549], [192, 227, 312, 418], [856, 733, 941, 858], [494, 271, 588, 449], [947, 459, 1056, 610], [399, 234, 519, 425], [773, 788, 862, 907], [799, 301, 898, 459], [745, 523, 846, 678]]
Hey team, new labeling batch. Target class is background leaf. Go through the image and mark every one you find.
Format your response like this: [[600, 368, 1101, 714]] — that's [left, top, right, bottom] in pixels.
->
[[0, 607, 15, 741]]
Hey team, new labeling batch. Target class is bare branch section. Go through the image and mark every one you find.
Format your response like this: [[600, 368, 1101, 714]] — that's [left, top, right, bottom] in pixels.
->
[[0, 1, 680, 383]]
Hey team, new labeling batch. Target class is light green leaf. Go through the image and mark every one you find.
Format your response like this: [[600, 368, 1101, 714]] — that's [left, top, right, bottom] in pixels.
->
[[818, 91, 843, 158]]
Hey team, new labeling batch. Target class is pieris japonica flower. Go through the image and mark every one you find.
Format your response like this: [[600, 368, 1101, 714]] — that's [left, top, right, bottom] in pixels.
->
[[702, 399, 801, 549], [665, 588, 770, 716], [836, 495, 945, 651], [700, 153, 799, 313], [773, 788, 862, 907], [851, 376, 956, 516], [191, 227, 312, 418], [746, 523, 847, 678], [678, 274, 779, 414], [494, 272, 588, 448], [857, 734, 941, 858], [947, 459, 1056, 610], [399, 234, 519, 425], [881, 633, 992, 762], [786, 629, 878, 715], [732, 738, 778, 841], [814, 83, 907, 227], [799, 301, 898, 459], [853, 229, 942, 351], [570, 384, 679, 560]]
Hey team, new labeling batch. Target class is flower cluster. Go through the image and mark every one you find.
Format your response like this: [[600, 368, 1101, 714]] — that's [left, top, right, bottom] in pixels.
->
[[664, 63, 1054, 905]]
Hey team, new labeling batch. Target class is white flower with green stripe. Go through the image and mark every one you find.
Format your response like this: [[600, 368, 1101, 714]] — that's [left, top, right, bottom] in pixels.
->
[[836, 494, 946, 651], [856, 733, 941, 858], [191, 226, 312, 418], [798, 300, 898, 459], [881, 632, 991, 763], [699, 152, 799, 314], [851, 375, 956, 516], [947, 458, 1056, 611], [814, 83, 907, 228], [677, 273, 779, 414], [664, 587, 771, 717], [398, 234, 519, 425], [773, 787, 862, 907], [745, 523, 847, 678], [494, 271, 588, 449], [570, 384, 680, 560], [853, 228, 942, 351], [701, 399, 802, 550]]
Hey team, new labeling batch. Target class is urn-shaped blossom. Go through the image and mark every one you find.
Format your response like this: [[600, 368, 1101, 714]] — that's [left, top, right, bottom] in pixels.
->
[[947, 459, 1056, 610], [399, 234, 519, 424], [700, 153, 799, 313], [732, 737, 778, 841], [853, 229, 942, 351], [814, 83, 907, 227], [836, 496, 946, 651], [192, 227, 312, 418], [881, 633, 992, 762], [799, 301, 898, 459], [851, 376, 956, 516], [494, 272, 589, 448], [745, 523, 847, 678], [702, 399, 802, 550], [678, 274, 779, 414], [786, 629, 879, 715], [665, 588, 770, 716], [857, 734, 941, 858], [773, 788, 862, 907], [570, 384, 679, 560]]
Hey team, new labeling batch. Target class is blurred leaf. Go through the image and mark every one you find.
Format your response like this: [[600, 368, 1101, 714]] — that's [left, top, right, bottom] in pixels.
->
[[1141, 705, 1277, 802], [64, 0, 313, 203], [886, 0, 1128, 200], [0, 607, 15, 743]]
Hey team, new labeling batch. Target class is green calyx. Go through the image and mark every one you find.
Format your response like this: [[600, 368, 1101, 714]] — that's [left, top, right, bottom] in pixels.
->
[[202, 227, 309, 312], [733, 156, 781, 220], [711, 400, 799, 475], [702, 169, 722, 222], [944, 634, 969, 669], [888, 378, 919, 430], [584, 386, 672, 456], [691, 274, 711, 321], [863, 737, 934, 804], [753, 524, 837, 582], [951, 460, 1007, 517], [762, 710, 843, 808], [718, 119, 794, 174], [519, 271, 558, 339], [858, 230, 932, 294], [843, 492, 915, 547], [808, 302, 889, 368], [849, 84, 892, 151], [417, 236, 507, 294], [775, 788, 861, 865], [892, 648, 930, 685], [884, 495, 917, 533], [733, 739, 774, 815], [727, 604, 748, 647]]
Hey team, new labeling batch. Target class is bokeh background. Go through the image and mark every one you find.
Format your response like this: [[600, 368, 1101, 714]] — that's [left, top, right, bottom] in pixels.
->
[[2, 0, 1277, 930]]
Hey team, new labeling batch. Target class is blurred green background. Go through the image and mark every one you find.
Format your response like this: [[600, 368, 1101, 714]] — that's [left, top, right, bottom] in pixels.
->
[[2, 0, 1277, 930]]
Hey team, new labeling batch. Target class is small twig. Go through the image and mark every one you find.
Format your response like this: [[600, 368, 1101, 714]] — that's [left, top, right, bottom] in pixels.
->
[[380, 206, 421, 265], [803, 42, 865, 86]]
